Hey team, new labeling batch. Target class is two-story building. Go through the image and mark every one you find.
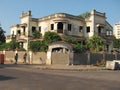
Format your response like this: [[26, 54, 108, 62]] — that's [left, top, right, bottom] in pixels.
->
[[6, 9, 113, 52]]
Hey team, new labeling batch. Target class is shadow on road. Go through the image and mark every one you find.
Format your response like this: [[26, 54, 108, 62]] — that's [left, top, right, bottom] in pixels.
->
[[0, 64, 30, 68], [0, 75, 16, 81]]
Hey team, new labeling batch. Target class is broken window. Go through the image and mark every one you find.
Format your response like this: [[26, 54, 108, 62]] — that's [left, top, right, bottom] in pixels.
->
[[57, 22, 63, 33], [39, 26, 41, 32], [68, 24, 72, 31], [23, 26, 26, 35], [51, 24, 54, 30], [98, 26, 102, 34], [17, 30, 21, 35], [86, 26, 90, 33], [79, 26, 83, 32], [32, 26, 36, 32]]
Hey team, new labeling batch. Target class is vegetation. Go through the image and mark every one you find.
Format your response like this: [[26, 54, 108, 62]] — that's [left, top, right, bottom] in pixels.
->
[[63, 37, 77, 44], [29, 40, 41, 52], [0, 43, 9, 51], [43, 31, 62, 45], [1, 28, 116, 54], [73, 43, 84, 53], [29, 40, 47, 52], [8, 41, 19, 50], [78, 12, 90, 19], [0, 25, 6, 43], [113, 38, 120, 49], [86, 35, 104, 53], [0, 41, 20, 51], [63, 37, 85, 53], [29, 32, 85, 52], [32, 30, 42, 39]]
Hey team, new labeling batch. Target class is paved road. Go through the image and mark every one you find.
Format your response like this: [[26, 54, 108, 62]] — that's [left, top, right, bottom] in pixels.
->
[[0, 66, 120, 90]]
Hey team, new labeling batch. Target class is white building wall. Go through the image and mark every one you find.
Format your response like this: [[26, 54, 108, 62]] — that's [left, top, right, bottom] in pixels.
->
[[85, 10, 94, 38], [85, 20, 93, 38], [66, 18, 84, 37], [38, 21, 50, 36], [114, 23, 120, 39], [10, 26, 22, 35]]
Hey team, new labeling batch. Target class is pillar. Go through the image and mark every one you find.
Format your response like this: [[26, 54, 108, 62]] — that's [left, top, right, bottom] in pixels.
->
[[46, 50, 52, 65]]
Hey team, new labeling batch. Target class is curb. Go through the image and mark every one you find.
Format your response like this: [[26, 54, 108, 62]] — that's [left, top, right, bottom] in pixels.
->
[[1, 63, 106, 71]]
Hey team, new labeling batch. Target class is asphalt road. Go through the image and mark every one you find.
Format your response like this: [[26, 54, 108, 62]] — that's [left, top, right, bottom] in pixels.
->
[[0, 66, 120, 90]]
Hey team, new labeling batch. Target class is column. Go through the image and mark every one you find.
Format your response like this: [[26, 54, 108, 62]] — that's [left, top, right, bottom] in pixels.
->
[[63, 23, 67, 35], [46, 50, 52, 65], [29, 51, 32, 64], [54, 23, 58, 31]]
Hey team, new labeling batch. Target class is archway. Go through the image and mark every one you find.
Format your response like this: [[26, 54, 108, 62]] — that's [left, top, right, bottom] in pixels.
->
[[46, 41, 73, 65]]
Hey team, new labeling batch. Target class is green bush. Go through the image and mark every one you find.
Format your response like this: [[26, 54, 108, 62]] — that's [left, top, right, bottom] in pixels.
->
[[63, 37, 77, 44], [29, 40, 48, 52], [29, 40, 41, 52], [43, 31, 61, 45], [32, 30, 42, 39], [73, 43, 84, 53]]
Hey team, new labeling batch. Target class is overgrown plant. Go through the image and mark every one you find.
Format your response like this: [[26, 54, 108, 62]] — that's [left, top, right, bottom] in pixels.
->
[[86, 35, 104, 53]]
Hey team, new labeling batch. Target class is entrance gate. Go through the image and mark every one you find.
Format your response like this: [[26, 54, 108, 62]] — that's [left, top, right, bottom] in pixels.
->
[[51, 52, 69, 65], [46, 41, 73, 65]]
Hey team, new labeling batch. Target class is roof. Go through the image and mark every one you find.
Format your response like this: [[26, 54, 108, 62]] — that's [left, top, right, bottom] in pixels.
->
[[38, 13, 85, 22]]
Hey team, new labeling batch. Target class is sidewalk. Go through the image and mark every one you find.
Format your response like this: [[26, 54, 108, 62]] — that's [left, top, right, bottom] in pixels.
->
[[33, 65, 106, 71], [1, 61, 106, 71]]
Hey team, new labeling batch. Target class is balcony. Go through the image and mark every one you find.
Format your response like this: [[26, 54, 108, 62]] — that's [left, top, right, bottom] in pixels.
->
[[98, 33, 113, 41]]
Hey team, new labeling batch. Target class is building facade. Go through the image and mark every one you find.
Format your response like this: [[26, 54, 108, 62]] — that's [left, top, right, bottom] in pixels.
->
[[6, 9, 113, 52], [114, 22, 120, 39]]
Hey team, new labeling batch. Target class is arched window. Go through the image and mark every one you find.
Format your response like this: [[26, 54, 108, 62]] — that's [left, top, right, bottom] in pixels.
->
[[57, 22, 63, 33]]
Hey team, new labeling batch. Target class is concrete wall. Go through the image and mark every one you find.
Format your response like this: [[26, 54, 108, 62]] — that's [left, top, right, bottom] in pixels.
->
[[51, 52, 69, 65], [0, 51, 46, 64], [32, 52, 46, 64]]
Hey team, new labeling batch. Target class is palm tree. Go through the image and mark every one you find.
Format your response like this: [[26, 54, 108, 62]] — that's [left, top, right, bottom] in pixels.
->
[[86, 35, 104, 53]]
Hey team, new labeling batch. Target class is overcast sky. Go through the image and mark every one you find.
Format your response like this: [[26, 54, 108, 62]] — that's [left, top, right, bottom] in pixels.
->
[[0, 0, 120, 35]]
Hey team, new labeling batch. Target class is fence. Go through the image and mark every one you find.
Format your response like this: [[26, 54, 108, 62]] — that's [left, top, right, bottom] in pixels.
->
[[73, 53, 120, 65], [0, 51, 120, 65]]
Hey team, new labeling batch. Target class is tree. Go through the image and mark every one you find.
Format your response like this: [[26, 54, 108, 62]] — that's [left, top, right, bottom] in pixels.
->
[[78, 12, 90, 19], [32, 30, 42, 39], [63, 37, 77, 44], [73, 43, 84, 53], [0, 43, 9, 51], [29, 40, 47, 52], [86, 35, 104, 53], [0, 25, 6, 43], [63, 37, 85, 53], [113, 38, 120, 49], [43, 31, 62, 45], [9, 41, 19, 50], [29, 40, 41, 52], [0, 40, 25, 51]]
